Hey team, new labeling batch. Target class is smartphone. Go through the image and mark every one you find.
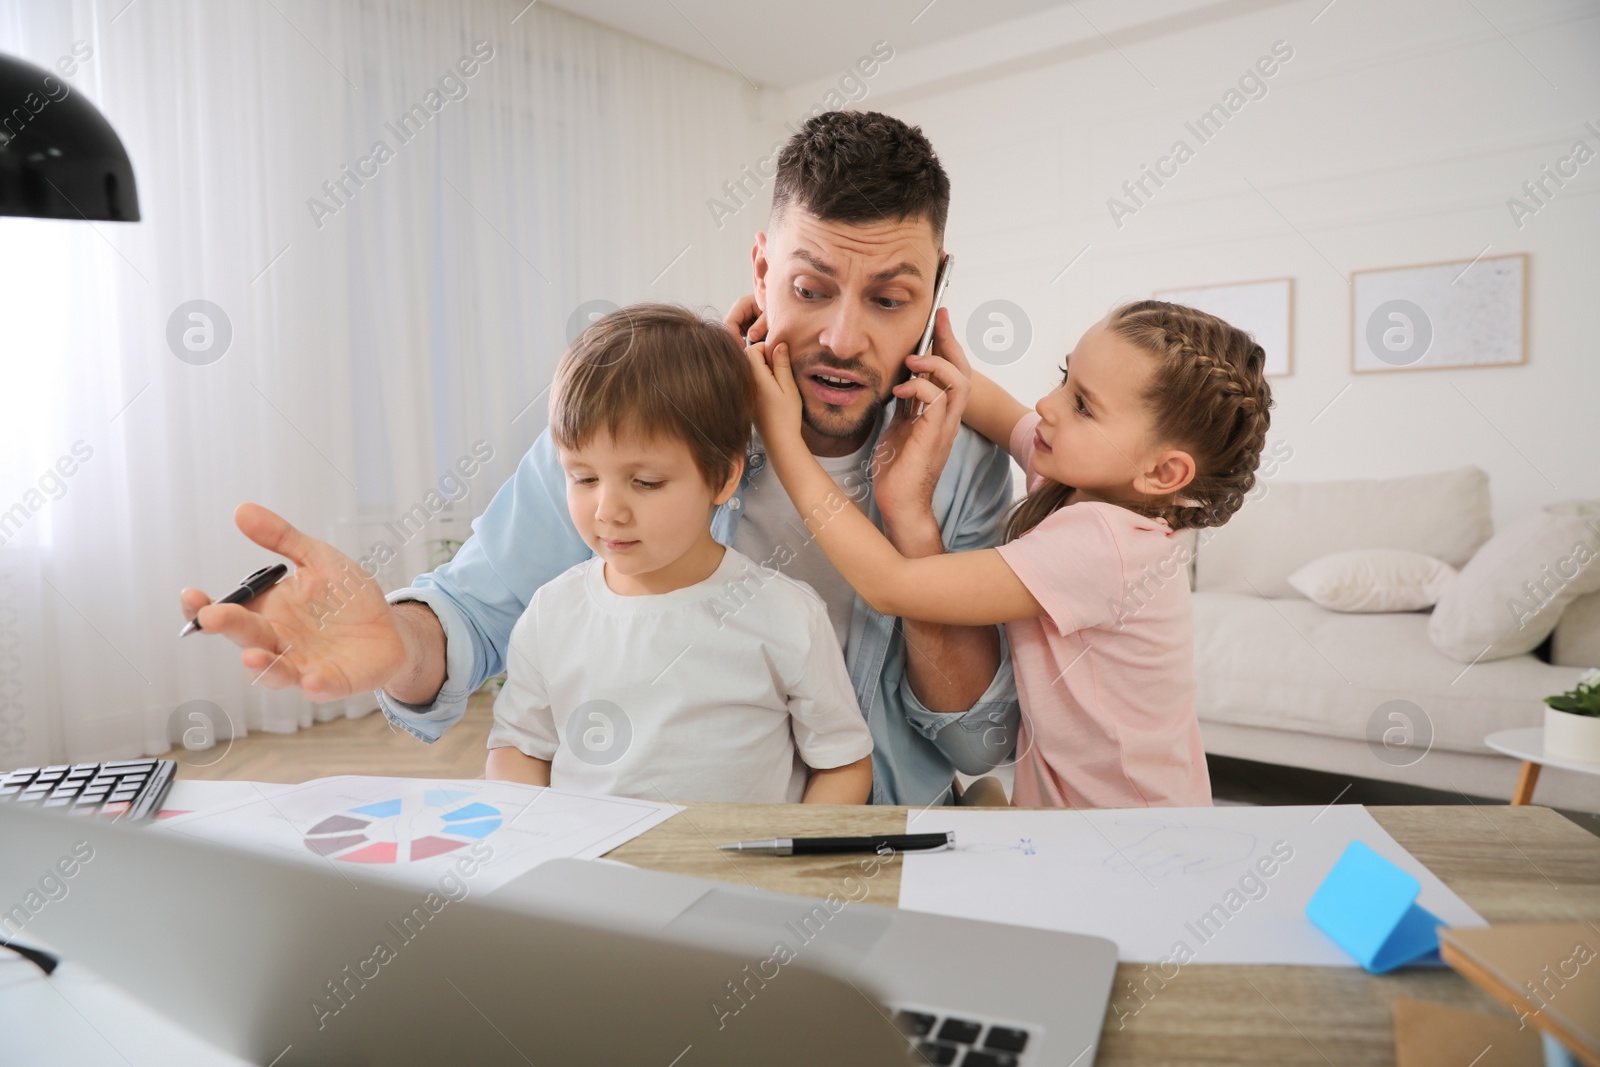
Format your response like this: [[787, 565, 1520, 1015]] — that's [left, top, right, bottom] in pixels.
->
[[907, 253, 954, 419]]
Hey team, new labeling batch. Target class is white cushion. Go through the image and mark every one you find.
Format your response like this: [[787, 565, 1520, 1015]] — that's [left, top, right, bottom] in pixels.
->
[[1428, 501, 1600, 664], [1287, 549, 1456, 613], [1554, 591, 1600, 669], [1193, 591, 1591, 754], [1195, 467, 1491, 597]]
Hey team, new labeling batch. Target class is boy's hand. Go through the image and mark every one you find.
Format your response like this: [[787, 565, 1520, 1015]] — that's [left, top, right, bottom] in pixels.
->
[[802, 754, 872, 804], [744, 341, 804, 453], [486, 747, 551, 787]]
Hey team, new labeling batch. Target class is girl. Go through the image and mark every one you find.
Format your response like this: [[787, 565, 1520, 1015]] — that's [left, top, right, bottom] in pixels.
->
[[745, 300, 1272, 808]]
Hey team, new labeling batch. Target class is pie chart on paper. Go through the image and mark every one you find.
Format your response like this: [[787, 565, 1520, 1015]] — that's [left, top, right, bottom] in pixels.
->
[[301, 788, 503, 864]]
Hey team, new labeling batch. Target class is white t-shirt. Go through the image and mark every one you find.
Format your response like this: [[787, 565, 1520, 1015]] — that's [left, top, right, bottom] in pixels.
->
[[732, 430, 876, 649], [488, 545, 873, 803]]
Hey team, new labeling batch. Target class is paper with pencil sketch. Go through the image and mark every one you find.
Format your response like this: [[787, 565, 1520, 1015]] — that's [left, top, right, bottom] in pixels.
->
[[897, 805, 1485, 966], [154, 776, 680, 896]]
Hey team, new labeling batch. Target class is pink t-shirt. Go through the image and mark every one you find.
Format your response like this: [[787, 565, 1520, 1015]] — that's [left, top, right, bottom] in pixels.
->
[[993, 412, 1210, 809]]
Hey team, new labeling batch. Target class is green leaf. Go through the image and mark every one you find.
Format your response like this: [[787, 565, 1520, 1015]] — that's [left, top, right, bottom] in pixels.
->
[[1546, 695, 1600, 717]]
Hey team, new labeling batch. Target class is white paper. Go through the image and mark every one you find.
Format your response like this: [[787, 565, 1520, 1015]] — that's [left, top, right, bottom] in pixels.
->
[[152, 778, 297, 819], [155, 776, 680, 895], [898, 805, 1485, 966]]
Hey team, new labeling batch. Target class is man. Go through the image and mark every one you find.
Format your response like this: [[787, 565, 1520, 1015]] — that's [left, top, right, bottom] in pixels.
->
[[182, 110, 1019, 805]]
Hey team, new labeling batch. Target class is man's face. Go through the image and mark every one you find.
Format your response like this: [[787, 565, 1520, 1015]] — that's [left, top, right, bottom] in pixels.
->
[[752, 209, 942, 452]]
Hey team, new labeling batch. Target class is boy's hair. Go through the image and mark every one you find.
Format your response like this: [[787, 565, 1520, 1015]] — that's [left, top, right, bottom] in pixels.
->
[[770, 110, 950, 242], [1004, 300, 1274, 540], [549, 303, 754, 491]]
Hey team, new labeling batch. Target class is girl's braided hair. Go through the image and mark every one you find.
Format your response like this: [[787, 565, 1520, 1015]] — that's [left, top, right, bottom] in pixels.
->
[[1003, 299, 1274, 541]]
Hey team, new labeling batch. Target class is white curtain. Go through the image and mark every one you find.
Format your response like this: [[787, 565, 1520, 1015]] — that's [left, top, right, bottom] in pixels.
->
[[0, 0, 764, 766]]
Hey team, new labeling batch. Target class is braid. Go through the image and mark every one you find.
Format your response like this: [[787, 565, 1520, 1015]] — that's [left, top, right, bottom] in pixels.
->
[[1003, 300, 1274, 541], [1117, 301, 1273, 531]]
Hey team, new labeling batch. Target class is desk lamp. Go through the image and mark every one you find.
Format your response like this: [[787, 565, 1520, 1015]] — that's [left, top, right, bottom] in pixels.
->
[[0, 48, 140, 974], [0, 51, 139, 220]]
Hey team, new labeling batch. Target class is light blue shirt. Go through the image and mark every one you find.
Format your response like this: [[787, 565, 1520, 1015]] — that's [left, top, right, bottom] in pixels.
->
[[377, 404, 1021, 806]]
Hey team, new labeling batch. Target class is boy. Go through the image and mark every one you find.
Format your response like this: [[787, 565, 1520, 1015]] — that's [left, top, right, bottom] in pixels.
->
[[485, 303, 874, 803]]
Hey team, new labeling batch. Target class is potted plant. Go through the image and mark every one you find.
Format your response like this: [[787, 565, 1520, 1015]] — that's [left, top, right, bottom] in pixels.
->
[[1544, 669, 1600, 763]]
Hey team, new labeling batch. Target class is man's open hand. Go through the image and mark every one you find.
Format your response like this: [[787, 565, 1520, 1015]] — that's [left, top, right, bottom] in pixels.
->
[[179, 503, 407, 701]]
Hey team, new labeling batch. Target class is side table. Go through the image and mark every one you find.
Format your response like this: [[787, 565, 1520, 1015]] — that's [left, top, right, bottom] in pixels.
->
[[1485, 726, 1600, 805]]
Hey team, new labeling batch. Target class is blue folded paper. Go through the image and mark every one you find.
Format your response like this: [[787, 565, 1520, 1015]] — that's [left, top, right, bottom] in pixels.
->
[[1305, 839, 1445, 973]]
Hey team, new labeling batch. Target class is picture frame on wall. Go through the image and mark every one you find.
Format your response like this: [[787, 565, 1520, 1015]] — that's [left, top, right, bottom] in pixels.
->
[[1153, 277, 1293, 378], [1350, 253, 1527, 373]]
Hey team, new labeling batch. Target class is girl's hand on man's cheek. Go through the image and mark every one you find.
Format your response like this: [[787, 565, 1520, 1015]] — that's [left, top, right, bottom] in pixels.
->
[[745, 342, 804, 449]]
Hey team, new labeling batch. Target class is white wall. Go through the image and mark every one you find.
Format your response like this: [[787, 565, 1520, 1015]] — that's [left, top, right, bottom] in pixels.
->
[[797, 0, 1600, 530]]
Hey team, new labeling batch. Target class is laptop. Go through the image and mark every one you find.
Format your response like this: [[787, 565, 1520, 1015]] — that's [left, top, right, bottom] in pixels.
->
[[1, 802, 1116, 1065]]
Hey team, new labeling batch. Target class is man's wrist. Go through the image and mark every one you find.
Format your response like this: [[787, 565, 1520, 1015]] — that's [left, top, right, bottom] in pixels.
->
[[881, 510, 944, 558], [385, 600, 446, 705]]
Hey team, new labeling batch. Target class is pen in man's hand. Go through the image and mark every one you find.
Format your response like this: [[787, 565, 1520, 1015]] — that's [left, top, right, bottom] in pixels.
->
[[179, 563, 289, 637], [717, 832, 954, 856]]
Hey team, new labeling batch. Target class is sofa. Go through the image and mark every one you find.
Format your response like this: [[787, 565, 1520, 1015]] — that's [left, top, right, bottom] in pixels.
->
[[1189, 466, 1599, 814]]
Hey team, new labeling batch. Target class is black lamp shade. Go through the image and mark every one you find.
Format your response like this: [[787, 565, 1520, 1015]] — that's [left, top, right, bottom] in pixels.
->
[[0, 51, 139, 221]]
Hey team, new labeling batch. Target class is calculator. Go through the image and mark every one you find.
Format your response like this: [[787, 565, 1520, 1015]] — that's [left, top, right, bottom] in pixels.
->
[[0, 759, 177, 822]]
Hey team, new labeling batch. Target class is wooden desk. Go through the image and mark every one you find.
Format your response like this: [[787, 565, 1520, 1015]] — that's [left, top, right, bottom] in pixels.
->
[[606, 804, 1600, 1066]]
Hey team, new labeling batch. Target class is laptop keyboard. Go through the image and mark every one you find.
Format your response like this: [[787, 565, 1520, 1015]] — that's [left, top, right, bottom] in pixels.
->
[[892, 1005, 1035, 1066], [0, 760, 176, 822]]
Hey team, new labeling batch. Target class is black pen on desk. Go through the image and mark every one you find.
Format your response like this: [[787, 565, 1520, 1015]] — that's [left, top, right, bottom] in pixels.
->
[[717, 832, 954, 856], [179, 563, 288, 637]]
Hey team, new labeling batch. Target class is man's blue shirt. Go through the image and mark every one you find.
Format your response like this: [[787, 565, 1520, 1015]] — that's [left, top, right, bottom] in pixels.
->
[[376, 405, 1020, 806]]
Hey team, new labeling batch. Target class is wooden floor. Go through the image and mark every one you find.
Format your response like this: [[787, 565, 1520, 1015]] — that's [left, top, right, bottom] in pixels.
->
[[169, 692, 494, 783], [167, 700, 1600, 839]]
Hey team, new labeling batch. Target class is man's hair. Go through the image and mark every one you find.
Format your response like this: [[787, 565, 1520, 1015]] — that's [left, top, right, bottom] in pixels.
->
[[550, 303, 754, 491], [770, 111, 950, 241]]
